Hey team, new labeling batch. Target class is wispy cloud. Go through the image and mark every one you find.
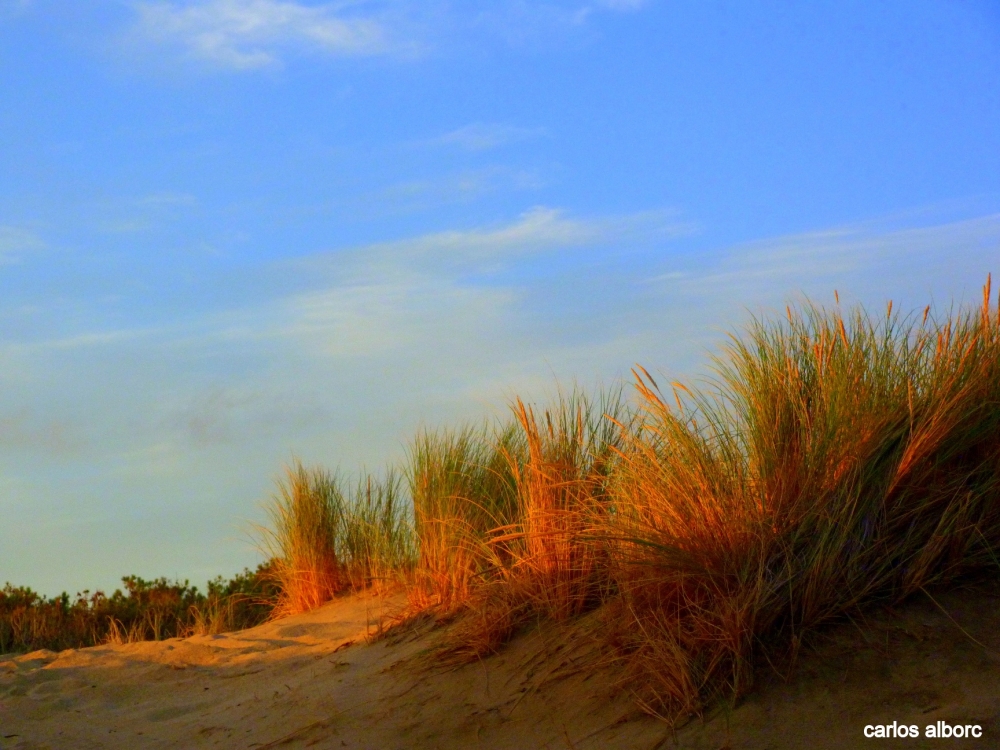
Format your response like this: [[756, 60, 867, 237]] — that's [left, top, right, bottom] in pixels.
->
[[468, 0, 652, 46], [318, 205, 693, 277], [592, 0, 648, 11], [6, 329, 158, 352], [218, 206, 690, 357], [0, 226, 44, 265], [90, 191, 199, 235], [131, 0, 396, 69], [0, 206, 689, 363], [434, 122, 546, 152], [0, 0, 33, 21], [278, 279, 514, 358], [137, 191, 198, 207], [644, 214, 1000, 316], [114, 0, 651, 72], [374, 166, 546, 214]]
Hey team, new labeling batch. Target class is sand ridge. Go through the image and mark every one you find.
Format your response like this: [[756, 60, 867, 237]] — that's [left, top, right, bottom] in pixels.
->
[[2, 584, 1000, 748], [0, 590, 663, 749]]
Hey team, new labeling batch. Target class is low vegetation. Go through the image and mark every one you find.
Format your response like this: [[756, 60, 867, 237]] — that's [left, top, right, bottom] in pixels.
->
[[0, 565, 277, 654]]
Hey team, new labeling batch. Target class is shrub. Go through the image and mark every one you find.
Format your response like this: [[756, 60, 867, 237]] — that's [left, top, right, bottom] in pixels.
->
[[0, 564, 276, 654]]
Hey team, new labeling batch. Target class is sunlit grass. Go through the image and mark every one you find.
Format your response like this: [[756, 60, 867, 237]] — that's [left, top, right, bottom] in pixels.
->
[[259, 461, 413, 616], [11, 280, 1000, 726], [442, 389, 630, 655], [251, 281, 1000, 721], [604, 280, 1000, 718], [407, 421, 522, 610]]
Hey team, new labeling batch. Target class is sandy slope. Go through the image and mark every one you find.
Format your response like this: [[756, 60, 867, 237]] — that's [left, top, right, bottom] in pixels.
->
[[2, 583, 1000, 749]]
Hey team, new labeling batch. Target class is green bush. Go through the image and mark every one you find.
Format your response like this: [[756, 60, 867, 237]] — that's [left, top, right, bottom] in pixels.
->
[[0, 563, 277, 654]]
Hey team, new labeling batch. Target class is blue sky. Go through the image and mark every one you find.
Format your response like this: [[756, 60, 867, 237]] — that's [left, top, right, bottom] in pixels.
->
[[1, 0, 999, 595]]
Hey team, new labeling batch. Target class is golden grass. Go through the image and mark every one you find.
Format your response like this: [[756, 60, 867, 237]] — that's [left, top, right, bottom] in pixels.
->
[[258, 278, 1000, 723], [261, 463, 344, 616], [407, 422, 522, 610], [604, 278, 1000, 718], [260, 462, 413, 616]]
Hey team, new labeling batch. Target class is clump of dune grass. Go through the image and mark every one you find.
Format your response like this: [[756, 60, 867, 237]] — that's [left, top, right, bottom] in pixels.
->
[[446, 388, 631, 657], [339, 470, 415, 590], [605, 280, 1000, 720], [407, 421, 523, 610], [261, 462, 345, 615], [261, 461, 414, 615]]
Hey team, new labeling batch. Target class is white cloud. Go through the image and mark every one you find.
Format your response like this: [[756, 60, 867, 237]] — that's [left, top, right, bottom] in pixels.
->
[[230, 206, 691, 357], [374, 166, 546, 214], [464, 2, 626, 47], [434, 122, 546, 151], [0, 207, 688, 366], [376, 205, 607, 263], [16, 329, 156, 352], [329, 205, 693, 275], [131, 0, 393, 69], [593, 0, 648, 11], [280, 279, 514, 358], [649, 213, 1000, 296], [637, 213, 1000, 361], [118, 0, 650, 70], [138, 191, 198, 207]]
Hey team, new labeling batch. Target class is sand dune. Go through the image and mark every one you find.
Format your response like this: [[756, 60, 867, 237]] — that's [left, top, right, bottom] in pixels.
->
[[3, 583, 1000, 749]]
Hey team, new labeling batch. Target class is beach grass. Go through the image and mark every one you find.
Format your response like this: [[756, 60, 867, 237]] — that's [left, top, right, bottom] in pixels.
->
[[602, 281, 1000, 717], [278, 280, 1000, 721], [406, 420, 523, 610], [259, 462, 414, 616], [8, 280, 1000, 725]]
